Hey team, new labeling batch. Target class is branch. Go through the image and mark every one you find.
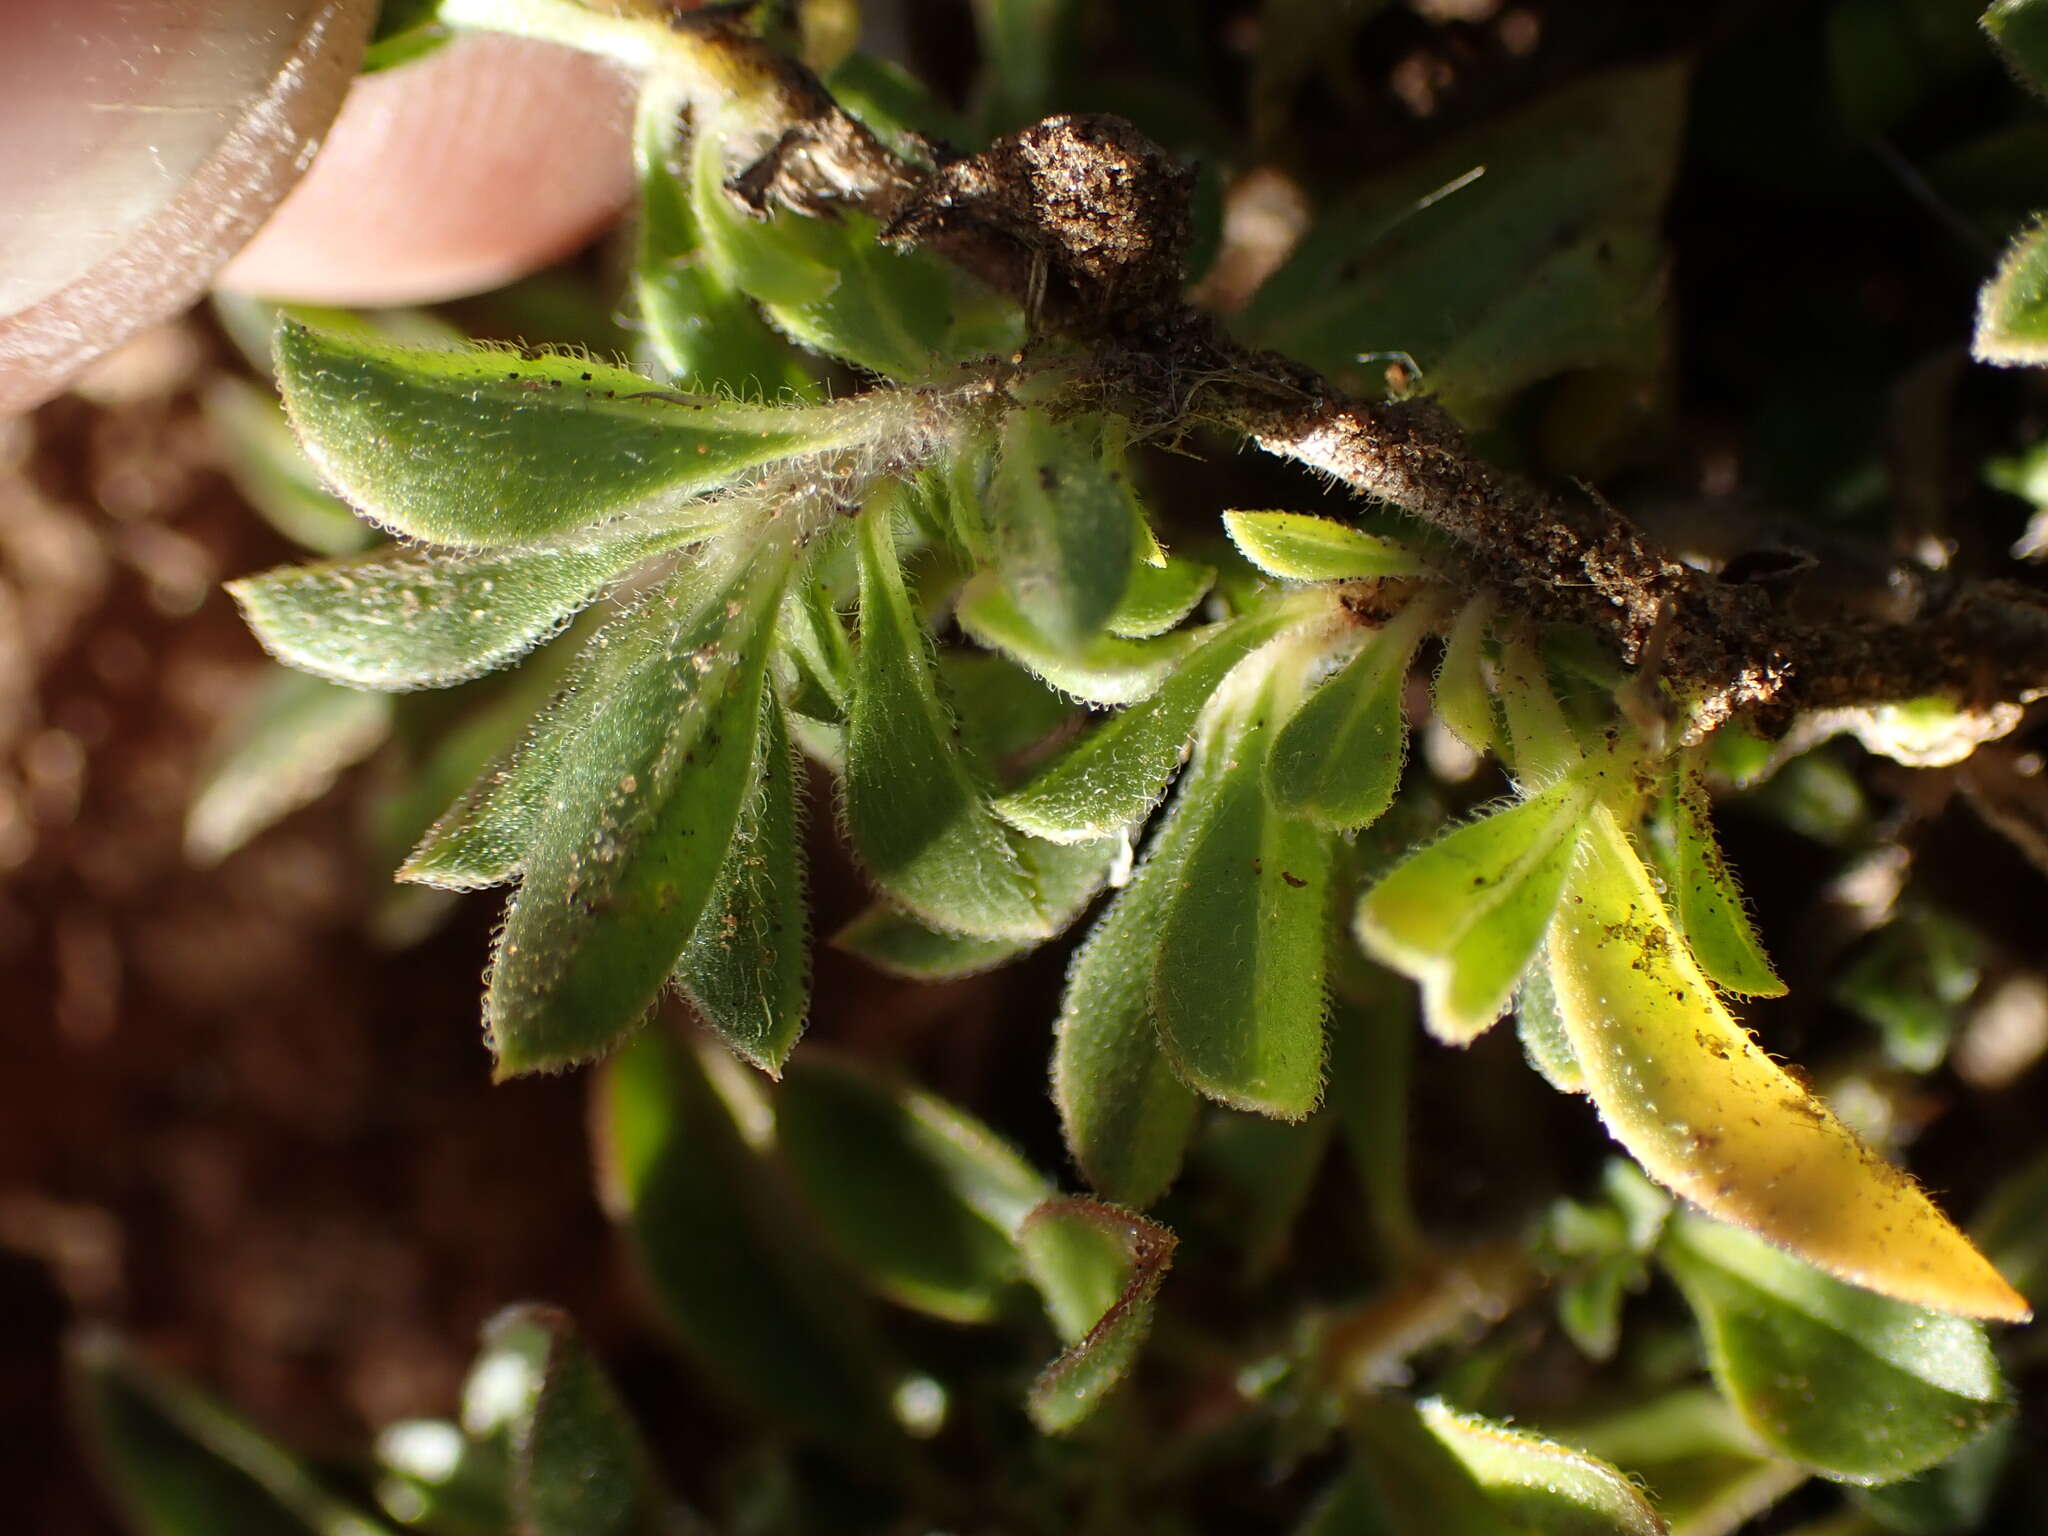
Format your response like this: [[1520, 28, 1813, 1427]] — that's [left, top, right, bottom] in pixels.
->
[[668, 12, 2048, 741]]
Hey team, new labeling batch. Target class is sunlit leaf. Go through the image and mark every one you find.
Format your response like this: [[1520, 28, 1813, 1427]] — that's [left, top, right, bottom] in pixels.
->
[[1267, 598, 1436, 829], [1548, 808, 2031, 1321], [373, 1416, 509, 1533], [1494, 629, 1583, 783], [996, 604, 1304, 842], [672, 698, 810, 1076], [1222, 510, 1427, 582], [1356, 772, 1592, 1046], [472, 1306, 670, 1536], [990, 408, 1136, 649], [276, 323, 892, 546], [1656, 765, 1784, 998], [592, 1031, 901, 1452], [1975, 217, 2048, 366], [1108, 554, 1216, 639], [487, 542, 790, 1076], [845, 500, 1047, 939], [1662, 1213, 2011, 1485], [185, 671, 391, 866], [778, 1055, 1049, 1322], [1155, 667, 1333, 1119], [1307, 1395, 1513, 1536], [1018, 1199, 1176, 1433], [231, 531, 692, 692], [1985, 0, 2048, 97], [956, 571, 1196, 706], [1433, 597, 1497, 754], [1516, 964, 1583, 1094], [70, 1332, 392, 1536], [1419, 1400, 1667, 1535]]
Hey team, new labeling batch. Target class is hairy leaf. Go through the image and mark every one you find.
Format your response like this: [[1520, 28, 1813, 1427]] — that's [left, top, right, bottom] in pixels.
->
[[276, 323, 888, 546], [991, 408, 1136, 649], [1548, 808, 2030, 1321], [1662, 1213, 2010, 1484], [1356, 772, 1592, 1046], [1018, 1199, 1176, 1433], [231, 532, 690, 692], [1420, 1401, 1667, 1535], [672, 698, 810, 1076], [1155, 668, 1333, 1119], [1267, 598, 1435, 828], [1433, 596, 1497, 754], [956, 571, 1195, 706], [1108, 554, 1216, 638], [487, 543, 790, 1076], [1052, 776, 1217, 1207], [1222, 510, 1428, 582], [1985, 0, 2048, 97], [836, 833, 1118, 980], [1661, 766, 1785, 997], [996, 605, 1304, 842], [846, 501, 1047, 939], [1975, 217, 2048, 366]]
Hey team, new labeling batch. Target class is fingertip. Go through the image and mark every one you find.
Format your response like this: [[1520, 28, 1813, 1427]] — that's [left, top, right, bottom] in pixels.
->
[[217, 33, 637, 307]]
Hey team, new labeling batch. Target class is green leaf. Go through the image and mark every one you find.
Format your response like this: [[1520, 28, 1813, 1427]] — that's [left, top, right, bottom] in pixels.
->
[[1107, 554, 1216, 638], [231, 531, 691, 692], [1018, 1199, 1176, 1433], [1547, 808, 2031, 1322], [275, 322, 889, 546], [70, 1332, 393, 1536], [969, 0, 1074, 131], [846, 500, 1047, 940], [1974, 217, 2048, 366], [1661, 1213, 2011, 1485], [632, 86, 803, 395], [956, 571, 1196, 705], [1985, 0, 2048, 96], [1267, 598, 1436, 828], [689, 108, 954, 379], [1355, 772, 1592, 1046], [1433, 597, 1497, 754], [185, 670, 391, 866], [1494, 629, 1583, 784], [472, 1307, 670, 1536], [777, 1055, 1050, 1323], [1515, 964, 1583, 1094], [1659, 765, 1785, 998], [1567, 1388, 1807, 1536], [592, 1031, 901, 1451], [1222, 510, 1428, 582], [1053, 776, 1216, 1207], [487, 542, 789, 1076], [1418, 1400, 1667, 1535], [996, 604, 1304, 842], [398, 667, 603, 893], [836, 833, 1118, 980], [1241, 63, 1687, 421], [373, 1418, 509, 1533], [1308, 1395, 1516, 1536], [672, 698, 810, 1076], [991, 408, 1136, 650], [1154, 666, 1333, 1119]]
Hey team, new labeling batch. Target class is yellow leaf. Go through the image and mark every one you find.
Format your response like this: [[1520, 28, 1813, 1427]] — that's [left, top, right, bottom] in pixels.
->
[[1547, 808, 2030, 1323]]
